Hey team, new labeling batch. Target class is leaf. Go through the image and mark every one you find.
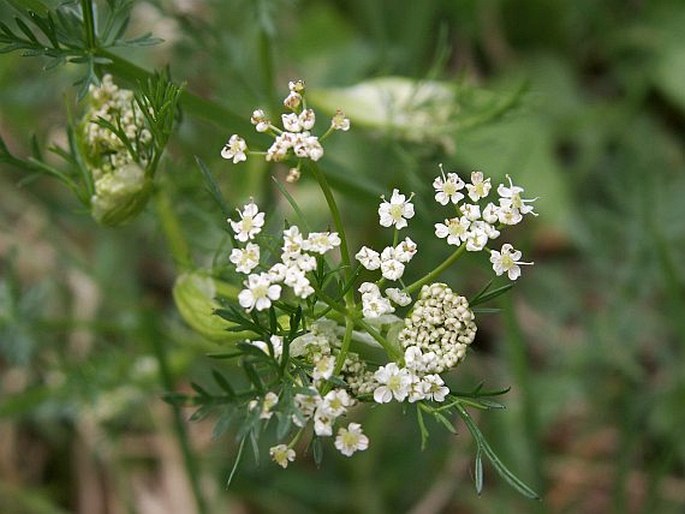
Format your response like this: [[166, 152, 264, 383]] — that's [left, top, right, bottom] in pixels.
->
[[225, 436, 246, 489], [475, 447, 484, 495], [470, 283, 514, 306], [212, 370, 235, 398], [195, 156, 231, 218]]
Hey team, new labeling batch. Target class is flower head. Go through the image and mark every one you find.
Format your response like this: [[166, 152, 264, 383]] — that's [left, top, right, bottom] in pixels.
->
[[335, 423, 369, 457], [220, 134, 248, 163], [229, 242, 260, 274], [230, 200, 265, 242], [270, 444, 296, 468], [378, 189, 415, 230], [238, 273, 281, 312], [373, 363, 411, 403], [466, 171, 492, 201], [489, 243, 533, 280], [433, 166, 465, 205]]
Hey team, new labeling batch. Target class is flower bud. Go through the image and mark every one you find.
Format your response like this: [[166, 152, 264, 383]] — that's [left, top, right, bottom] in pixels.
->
[[172, 271, 246, 342], [90, 163, 153, 226]]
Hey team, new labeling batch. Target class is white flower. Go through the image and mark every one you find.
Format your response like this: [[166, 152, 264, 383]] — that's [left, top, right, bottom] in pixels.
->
[[407, 373, 426, 403], [373, 363, 411, 403], [421, 374, 449, 402], [288, 79, 305, 93], [283, 91, 302, 110], [229, 242, 260, 274], [314, 409, 334, 436], [378, 189, 415, 230], [230, 200, 265, 242], [497, 204, 523, 225], [482, 202, 500, 224], [282, 112, 302, 132], [404, 346, 424, 371], [299, 109, 316, 130], [360, 288, 394, 318], [465, 228, 488, 252], [238, 273, 282, 311], [282, 225, 305, 257], [460, 203, 481, 221], [434, 217, 470, 245], [321, 389, 352, 418], [293, 133, 324, 161], [250, 109, 270, 132], [334, 422, 369, 457], [380, 247, 405, 281], [293, 390, 321, 425], [359, 282, 381, 297], [331, 109, 350, 131], [432, 167, 465, 205], [355, 246, 381, 270], [312, 353, 335, 381], [385, 287, 411, 306], [489, 243, 534, 280], [466, 171, 492, 201], [305, 231, 341, 254], [220, 134, 248, 163], [497, 174, 538, 216], [270, 444, 295, 468], [393, 237, 417, 263]]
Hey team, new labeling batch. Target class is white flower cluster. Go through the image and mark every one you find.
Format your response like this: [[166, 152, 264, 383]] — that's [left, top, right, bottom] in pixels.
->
[[369, 283, 474, 406], [432, 168, 536, 279], [82, 75, 155, 223], [221, 80, 350, 168], [227, 200, 341, 311], [262, 321, 370, 467], [83, 74, 152, 179]]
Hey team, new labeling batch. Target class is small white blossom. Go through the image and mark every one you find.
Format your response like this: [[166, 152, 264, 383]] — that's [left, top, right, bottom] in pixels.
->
[[378, 189, 415, 230], [355, 246, 381, 270], [305, 231, 341, 254], [249, 391, 279, 420], [466, 171, 492, 201], [250, 109, 270, 132], [385, 287, 411, 306], [435, 217, 470, 245], [314, 409, 334, 436], [497, 175, 538, 216], [230, 201, 265, 242], [489, 243, 534, 280], [331, 109, 350, 131], [380, 247, 405, 281], [360, 286, 394, 318], [312, 354, 335, 381], [460, 203, 481, 221], [321, 389, 352, 418], [433, 167, 465, 205], [270, 444, 295, 468], [373, 363, 411, 403], [497, 204, 523, 225], [422, 374, 449, 402], [482, 202, 500, 224], [282, 112, 302, 132], [286, 167, 301, 183], [465, 228, 488, 252], [288, 79, 305, 93], [282, 226, 305, 257], [238, 273, 282, 312], [393, 237, 417, 263], [283, 91, 302, 110], [220, 134, 248, 163], [335, 423, 369, 457], [299, 109, 316, 130], [229, 242, 260, 274]]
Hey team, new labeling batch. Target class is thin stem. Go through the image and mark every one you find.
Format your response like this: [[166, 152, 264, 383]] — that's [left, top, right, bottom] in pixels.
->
[[333, 319, 355, 376], [154, 187, 192, 270], [406, 243, 467, 294], [308, 162, 355, 308], [80, 0, 96, 50]]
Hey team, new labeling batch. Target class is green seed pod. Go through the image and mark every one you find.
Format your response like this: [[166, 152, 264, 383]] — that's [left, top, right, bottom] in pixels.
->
[[173, 271, 247, 342], [90, 163, 154, 226]]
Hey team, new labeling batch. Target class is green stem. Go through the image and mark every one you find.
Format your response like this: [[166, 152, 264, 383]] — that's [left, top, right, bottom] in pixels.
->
[[80, 0, 96, 50], [309, 162, 355, 308], [333, 319, 355, 376], [406, 243, 467, 294], [154, 187, 192, 270]]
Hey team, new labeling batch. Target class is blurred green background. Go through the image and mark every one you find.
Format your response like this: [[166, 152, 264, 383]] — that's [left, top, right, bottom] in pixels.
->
[[1, 0, 684, 513]]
